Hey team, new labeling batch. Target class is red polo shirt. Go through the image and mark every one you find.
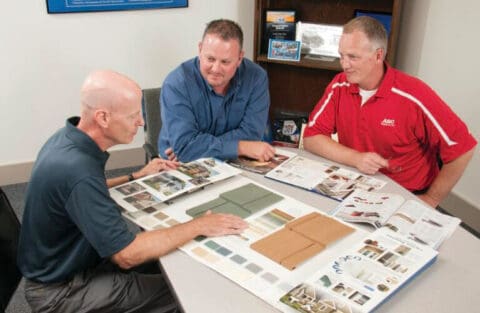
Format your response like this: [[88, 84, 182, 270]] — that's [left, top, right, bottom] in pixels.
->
[[304, 64, 477, 191]]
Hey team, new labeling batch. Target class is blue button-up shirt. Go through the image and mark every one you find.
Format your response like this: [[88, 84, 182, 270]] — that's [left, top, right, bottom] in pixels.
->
[[158, 57, 270, 162]]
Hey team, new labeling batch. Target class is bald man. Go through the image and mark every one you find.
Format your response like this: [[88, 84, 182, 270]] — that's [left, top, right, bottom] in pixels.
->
[[17, 70, 247, 313]]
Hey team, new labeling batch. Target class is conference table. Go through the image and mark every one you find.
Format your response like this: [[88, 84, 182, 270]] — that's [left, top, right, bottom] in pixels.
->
[[159, 148, 480, 313]]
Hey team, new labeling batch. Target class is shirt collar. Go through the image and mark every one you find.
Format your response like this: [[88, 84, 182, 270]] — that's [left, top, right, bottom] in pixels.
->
[[65, 116, 110, 166], [375, 62, 395, 98], [347, 62, 394, 98]]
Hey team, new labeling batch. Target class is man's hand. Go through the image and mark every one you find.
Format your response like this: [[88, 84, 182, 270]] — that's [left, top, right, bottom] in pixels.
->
[[192, 211, 248, 237], [354, 152, 389, 175], [238, 141, 276, 162], [106, 158, 180, 188], [164, 147, 178, 162], [136, 158, 180, 178]]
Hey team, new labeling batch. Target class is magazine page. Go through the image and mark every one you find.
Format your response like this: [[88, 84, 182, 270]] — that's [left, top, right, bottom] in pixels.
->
[[109, 158, 241, 211], [278, 228, 438, 313], [265, 156, 387, 200], [227, 148, 297, 174], [333, 190, 405, 228], [383, 200, 461, 249], [116, 175, 367, 311]]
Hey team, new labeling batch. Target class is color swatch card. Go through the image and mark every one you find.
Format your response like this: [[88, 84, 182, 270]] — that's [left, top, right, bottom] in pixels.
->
[[278, 228, 438, 313]]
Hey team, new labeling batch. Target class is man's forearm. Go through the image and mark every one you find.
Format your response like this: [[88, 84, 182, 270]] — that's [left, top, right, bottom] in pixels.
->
[[107, 172, 139, 188], [111, 213, 247, 269], [111, 220, 201, 269], [303, 134, 360, 167], [420, 148, 475, 207]]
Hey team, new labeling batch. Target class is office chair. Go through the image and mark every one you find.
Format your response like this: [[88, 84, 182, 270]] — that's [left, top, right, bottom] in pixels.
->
[[142, 87, 162, 162], [0, 187, 22, 312]]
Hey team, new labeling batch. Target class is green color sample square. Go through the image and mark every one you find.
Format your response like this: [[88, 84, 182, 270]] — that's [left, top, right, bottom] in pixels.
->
[[211, 202, 250, 218], [220, 183, 272, 205], [243, 193, 284, 213], [205, 240, 221, 250], [186, 197, 227, 217]]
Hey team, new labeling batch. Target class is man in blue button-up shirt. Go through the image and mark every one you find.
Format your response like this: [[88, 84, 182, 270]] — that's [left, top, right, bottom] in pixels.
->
[[159, 19, 276, 162]]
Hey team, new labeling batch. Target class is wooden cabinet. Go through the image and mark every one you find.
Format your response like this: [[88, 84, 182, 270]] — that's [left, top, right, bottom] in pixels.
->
[[253, 0, 403, 116]]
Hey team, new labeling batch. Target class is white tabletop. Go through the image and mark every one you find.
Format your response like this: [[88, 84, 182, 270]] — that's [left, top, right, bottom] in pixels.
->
[[160, 149, 480, 313]]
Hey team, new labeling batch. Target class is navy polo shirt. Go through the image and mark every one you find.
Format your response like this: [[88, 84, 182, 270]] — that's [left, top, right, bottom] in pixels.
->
[[17, 117, 135, 283]]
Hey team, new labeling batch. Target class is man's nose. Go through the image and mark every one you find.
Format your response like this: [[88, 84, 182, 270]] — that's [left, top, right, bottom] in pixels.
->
[[211, 61, 221, 72], [137, 115, 145, 127]]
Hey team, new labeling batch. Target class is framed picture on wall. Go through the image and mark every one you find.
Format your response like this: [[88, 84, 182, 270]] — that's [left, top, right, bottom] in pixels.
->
[[46, 0, 188, 14]]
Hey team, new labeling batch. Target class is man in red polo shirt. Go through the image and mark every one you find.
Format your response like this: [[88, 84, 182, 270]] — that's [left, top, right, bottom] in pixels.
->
[[303, 16, 477, 208]]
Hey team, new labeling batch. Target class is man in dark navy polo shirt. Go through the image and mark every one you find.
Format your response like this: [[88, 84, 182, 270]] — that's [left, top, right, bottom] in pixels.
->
[[17, 70, 248, 313]]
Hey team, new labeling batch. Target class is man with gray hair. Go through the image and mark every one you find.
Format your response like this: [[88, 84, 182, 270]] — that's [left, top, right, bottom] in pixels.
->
[[303, 16, 476, 208], [18, 70, 247, 312]]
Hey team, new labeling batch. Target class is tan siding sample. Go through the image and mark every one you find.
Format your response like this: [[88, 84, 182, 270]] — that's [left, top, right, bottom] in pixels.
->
[[250, 212, 354, 270]]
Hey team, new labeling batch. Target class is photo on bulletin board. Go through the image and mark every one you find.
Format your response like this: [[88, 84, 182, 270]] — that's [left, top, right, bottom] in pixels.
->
[[354, 10, 392, 36], [46, 0, 188, 14], [267, 39, 301, 62]]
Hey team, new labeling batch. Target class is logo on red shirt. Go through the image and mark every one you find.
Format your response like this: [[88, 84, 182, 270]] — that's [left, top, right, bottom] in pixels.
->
[[381, 118, 395, 127]]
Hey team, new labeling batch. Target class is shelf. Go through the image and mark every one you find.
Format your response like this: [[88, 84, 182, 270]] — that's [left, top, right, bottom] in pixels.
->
[[253, 0, 402, 116], [256, 54, 342, 72]]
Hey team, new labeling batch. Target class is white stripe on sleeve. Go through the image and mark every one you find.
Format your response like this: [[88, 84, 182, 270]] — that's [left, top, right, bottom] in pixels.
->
[[308, 82, 350, 128], [392, 87, 457, 146]]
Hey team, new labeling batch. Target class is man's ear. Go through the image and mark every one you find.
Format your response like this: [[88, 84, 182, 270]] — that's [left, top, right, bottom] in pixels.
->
[[376, 48, 385, 63], [238, 50, 245, 65], [94, 109, 109, 128], [198, 41, 203, 55]]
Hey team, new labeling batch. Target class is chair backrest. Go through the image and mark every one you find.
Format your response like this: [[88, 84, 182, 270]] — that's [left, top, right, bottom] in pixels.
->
[[142, 87, 162, 161], [0, 187, 21, 312]]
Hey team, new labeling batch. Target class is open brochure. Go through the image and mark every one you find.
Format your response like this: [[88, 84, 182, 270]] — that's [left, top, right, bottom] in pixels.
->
[[265, 155, 387, 201], [114, 175, 437, 313], [109, 158, 241, 209], [227, 148, 297, 174], [279, 227, 438, 313], [332, 189, 461, 250]]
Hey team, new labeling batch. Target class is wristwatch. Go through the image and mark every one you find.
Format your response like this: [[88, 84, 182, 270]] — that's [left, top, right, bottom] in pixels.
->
[[128, 173, 135, 182]]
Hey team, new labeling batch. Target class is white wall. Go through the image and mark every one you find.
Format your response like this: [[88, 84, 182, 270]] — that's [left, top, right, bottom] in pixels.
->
[[396, 0, 480, 206], [0, 0, 254, 164]]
